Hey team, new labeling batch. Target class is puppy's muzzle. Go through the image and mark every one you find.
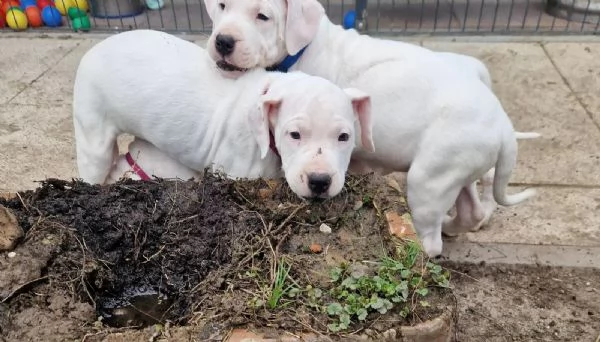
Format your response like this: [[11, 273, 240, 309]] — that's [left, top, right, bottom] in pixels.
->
[[215, 34, 235, 56], [308, 173, 332, 196]]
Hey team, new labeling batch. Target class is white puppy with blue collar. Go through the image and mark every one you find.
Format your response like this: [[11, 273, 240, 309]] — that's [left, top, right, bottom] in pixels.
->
[[203, 0, 539, 257]]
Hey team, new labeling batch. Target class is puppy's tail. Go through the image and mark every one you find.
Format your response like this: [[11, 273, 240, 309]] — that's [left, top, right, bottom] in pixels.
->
[[493, 131, 537, 206], [515, 131, 541, 140]]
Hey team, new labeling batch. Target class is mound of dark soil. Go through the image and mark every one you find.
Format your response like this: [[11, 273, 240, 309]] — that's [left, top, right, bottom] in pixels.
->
[[0, 172, 451, 341]]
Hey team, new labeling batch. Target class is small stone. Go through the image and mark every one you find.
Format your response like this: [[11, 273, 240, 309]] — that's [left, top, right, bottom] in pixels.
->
[[585, 282, 591, 286], [0, 205, 23, 251], [385, 211, 418, 242], [384, 174, 404, 193], [257, 188, 273, 199], [352, 200, 364, 211], [382, 329, 397, 340], [7, 252, 16, 258], [309, 244, 322, 254], [363, 329, 377, 338], [349, 263, 370, 278], [319, 223, 332, 234]]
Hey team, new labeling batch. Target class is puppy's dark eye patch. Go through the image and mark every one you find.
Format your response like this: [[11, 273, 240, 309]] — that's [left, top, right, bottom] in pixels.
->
[[338, 133, 350, 142], [290, 131, 301, 140], [219, 3, 225, 10], [257, 13, 269, 21]]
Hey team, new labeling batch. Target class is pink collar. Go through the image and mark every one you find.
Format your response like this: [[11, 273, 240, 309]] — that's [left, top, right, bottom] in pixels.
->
[[125, 152, 152, 181], [124, 132, 278, 182]]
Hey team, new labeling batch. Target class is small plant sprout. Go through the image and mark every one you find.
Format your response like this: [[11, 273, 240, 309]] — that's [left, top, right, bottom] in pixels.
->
[[266, 258, 299, 310], [325, 241, 451, 332]]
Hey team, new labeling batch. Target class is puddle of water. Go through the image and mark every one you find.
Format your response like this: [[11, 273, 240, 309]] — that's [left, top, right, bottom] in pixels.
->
[[98, 285, 174, 328]]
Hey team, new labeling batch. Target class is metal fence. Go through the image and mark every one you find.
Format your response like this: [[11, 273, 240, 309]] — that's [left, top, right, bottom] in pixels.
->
[[5, 0, 600, 34]]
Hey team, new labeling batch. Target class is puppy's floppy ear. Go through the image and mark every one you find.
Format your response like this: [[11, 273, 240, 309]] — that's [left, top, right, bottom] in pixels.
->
[[344, 88, 375, 153], [249, 86, 282, 159], [203, 0, 218, 20], [285, 0, 325, 56]]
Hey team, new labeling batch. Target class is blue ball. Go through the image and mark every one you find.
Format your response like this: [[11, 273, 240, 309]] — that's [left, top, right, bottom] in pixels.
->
[[41, 6, 62, 27], [20, 0, 37, 9], [343, 10, 356, 30]]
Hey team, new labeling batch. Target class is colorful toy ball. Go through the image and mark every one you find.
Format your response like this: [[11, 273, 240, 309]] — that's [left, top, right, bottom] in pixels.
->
[[0, 13, 5, 27], [53, 0, 74, 15], [25, 5, 41, 26], [71, 14, 89, 31], [41, 5, 60, 26], [66, 5, 83, 19], [2, 0, 21, 13], [72, 0, 87, 12], [5, 8, 28, 30], [36, 0, 53, 10], [19, 0, 36, 9]]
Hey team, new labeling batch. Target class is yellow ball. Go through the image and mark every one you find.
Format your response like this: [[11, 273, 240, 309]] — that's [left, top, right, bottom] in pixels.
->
[[53, 0, 76, 15], [72, 0, 88, 12], [6, 8, 28, 30]]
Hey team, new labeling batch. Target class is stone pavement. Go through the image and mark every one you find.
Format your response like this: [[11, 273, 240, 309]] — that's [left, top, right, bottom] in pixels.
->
[[1, 32, 599, 266]]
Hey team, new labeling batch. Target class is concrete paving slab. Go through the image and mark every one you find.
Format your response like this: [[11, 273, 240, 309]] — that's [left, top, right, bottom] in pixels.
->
[[0, 38, 82, 105], [0, 104, 76, 192], [385, 172, 600, 248], [543, 42, 600, 128], [0, 101, 134, 192], [11, 40, 100, 106], [422, 41, 600, 186], [454, 186, 600, 247], [441, 242, 600, 268]]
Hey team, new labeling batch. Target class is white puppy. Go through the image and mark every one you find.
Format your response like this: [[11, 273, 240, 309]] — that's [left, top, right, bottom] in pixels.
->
[[203, 0, 537, 257], [73, 29, 374, 199]]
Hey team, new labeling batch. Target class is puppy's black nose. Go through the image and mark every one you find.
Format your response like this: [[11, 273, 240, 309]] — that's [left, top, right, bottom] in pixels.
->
[[308, 173, 332, 196], [215, 34, 235, 56]]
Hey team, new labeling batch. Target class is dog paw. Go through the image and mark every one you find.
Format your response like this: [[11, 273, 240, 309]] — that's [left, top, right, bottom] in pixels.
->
[[421, 234, 443, 258]]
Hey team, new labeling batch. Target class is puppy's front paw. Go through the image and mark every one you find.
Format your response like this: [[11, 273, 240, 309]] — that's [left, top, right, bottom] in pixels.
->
[[420, 233, 443, 258]]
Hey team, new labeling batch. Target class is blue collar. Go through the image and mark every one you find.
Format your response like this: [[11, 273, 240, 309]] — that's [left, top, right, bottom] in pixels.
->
[[268, 46, 308, 73]]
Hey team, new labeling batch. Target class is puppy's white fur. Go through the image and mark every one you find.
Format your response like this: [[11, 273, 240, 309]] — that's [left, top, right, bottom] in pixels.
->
[[204, 0, 538, 257], [73, 29, 373, 199], [105, 138, 200, 183]]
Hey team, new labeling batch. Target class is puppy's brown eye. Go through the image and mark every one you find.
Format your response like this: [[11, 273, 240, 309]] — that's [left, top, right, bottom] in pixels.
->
[[290, 131, 301, 140], [219, 3, 225, 10], [338, 133, 349, 142], [257, 13, 269, 21]]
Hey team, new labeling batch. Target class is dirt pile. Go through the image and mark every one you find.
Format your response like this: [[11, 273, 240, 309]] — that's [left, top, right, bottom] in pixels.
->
[[0, 172, 454, 341]]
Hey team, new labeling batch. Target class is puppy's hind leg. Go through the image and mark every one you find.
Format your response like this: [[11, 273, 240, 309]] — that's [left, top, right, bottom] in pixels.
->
[[407, 162, 463, 258], [474, 168, 498, 231], [73, 116, 118, 185], [442, 182, 486, 236]]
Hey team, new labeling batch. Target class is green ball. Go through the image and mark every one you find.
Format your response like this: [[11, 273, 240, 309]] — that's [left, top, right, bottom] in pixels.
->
[[72, 15, 90, 32], [67, 7, 86, 19]]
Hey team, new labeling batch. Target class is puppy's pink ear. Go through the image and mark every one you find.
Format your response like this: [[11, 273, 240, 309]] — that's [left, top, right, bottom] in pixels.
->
[[249, 90, 282, 159], [203, 0, 218, 20], [285, 0, 325, 55], [344, 88, 375, 153]]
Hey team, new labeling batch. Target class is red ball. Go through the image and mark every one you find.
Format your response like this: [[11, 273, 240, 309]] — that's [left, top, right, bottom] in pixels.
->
[[0, 13, 6, 28], [25, 6, 42, 26], [36, 0, 53, 9], [1, 0, 21, 13]]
